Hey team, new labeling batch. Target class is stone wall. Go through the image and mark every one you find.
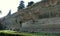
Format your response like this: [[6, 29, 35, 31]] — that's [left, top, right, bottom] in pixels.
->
[[20, 17, 60, 33], [1, 0, 60, 32]]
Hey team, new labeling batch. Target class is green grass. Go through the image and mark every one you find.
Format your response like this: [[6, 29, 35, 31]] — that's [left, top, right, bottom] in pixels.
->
[[0, 30, 35, 36], [0, 30, 60, 36]]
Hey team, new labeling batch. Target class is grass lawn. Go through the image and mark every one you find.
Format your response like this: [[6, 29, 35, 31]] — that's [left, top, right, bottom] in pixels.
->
[[0, 30, 60, 36]]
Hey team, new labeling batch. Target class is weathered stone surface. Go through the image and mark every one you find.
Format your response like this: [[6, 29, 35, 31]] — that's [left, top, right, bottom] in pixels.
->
[[0, 0, 60, 32], [21, 17, 60, 33]]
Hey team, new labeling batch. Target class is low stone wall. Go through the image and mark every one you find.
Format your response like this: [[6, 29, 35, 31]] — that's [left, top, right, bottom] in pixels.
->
[[20, 17, 60, 33]]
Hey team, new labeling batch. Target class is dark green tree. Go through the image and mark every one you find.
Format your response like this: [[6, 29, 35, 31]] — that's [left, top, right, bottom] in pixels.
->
[[18, 1, 25, 11], [27, 1, 34, 7], [0, 10, 2, 13], [7, 10, 11, 16], [0, 23, 6, 30]]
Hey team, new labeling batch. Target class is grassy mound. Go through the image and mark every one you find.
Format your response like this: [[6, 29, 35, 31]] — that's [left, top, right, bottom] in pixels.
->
[[0, 30, 60, 36], [0, 30, 33, 36]]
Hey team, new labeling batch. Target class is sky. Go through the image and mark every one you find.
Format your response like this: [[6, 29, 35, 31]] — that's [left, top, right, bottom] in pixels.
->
[[0, 0, 41, 18]]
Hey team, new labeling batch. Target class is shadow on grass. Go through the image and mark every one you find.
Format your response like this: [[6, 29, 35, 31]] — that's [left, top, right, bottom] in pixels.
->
[[0, 32, 25, 36]]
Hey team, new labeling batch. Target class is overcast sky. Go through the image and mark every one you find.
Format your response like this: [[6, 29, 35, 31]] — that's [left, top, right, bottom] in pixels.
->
[[0, 0, 41, 18]]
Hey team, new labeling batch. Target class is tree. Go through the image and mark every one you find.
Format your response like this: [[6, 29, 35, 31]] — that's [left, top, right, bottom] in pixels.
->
[[27, 1, 34, 7], [0, 23, 6, 30], [18, 1, 25, 11], [19, 21, 23, 28], [7, 10, 11, 16], [0, 10, 2, 13]]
